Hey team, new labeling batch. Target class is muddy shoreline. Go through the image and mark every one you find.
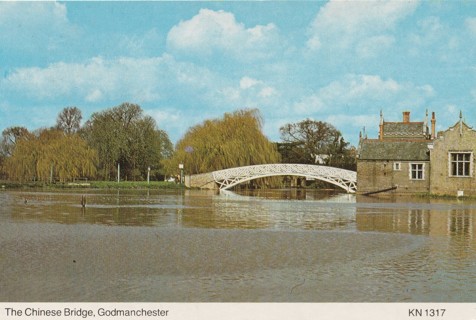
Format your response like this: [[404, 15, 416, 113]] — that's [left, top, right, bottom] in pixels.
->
[[1, 222, 425, 302]]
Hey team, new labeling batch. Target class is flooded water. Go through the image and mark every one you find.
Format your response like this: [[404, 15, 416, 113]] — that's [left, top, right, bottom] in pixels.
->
[[1, 188, 475, 302]]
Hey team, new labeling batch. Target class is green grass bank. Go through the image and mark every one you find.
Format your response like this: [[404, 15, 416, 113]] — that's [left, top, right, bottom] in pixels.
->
[[0, 180, 183, 190]]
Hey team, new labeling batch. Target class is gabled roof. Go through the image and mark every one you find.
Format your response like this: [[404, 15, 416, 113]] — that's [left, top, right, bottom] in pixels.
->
[[358, 140, 430, 161], [437, 120, 475, 138]]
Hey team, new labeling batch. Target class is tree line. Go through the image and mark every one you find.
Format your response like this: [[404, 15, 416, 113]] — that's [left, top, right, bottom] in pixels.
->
[[0, 103, 356, 184], [0, 103, 173, 183]]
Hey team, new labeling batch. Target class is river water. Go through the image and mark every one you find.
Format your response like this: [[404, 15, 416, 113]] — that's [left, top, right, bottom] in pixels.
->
[[0, 188, 475, 302]]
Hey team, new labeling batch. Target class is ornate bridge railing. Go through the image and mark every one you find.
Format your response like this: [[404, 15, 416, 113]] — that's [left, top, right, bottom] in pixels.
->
[[187, 164, 357, 193]]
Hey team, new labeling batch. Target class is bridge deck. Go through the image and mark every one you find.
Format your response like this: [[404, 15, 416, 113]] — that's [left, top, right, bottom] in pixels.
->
[[186, 164, 357, 193]]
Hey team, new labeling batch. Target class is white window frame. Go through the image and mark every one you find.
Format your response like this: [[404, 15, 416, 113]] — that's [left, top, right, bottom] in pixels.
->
[[393, 162, 401, 171], [409, 163, 425, 180], [449, 152, 473, 177]]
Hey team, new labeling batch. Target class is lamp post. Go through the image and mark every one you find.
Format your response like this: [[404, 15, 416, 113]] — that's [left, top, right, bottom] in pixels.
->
[[179, 164, 184, 186], [147, 166, 151, 185], [184, 146, 194, 188]]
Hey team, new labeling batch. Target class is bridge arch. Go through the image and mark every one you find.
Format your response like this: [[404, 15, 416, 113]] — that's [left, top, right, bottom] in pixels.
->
[[202, 164, 357, 193]]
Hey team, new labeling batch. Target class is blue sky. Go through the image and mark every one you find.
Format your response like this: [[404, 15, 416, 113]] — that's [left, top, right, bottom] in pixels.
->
[[1, 1, 476, 147]]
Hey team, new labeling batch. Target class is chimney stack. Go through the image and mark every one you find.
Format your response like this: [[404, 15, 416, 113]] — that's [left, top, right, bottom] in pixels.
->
[[431, 112, 436, 139], [403, 111, 410, 123]]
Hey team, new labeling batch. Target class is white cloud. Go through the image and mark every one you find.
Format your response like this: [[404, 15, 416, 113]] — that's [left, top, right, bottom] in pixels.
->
[[1, 53, 238, 142], [445, 104, 458, 116], [326, 114, 378, 129], [319, 74, 403, 103], [466, 17, 476, 36], [0, 2, 68, 27], [145, 108, 184, 137], [471, 89, 476, 102], [407, 16, 465, 63], [409, 16, 445, 48], [326, 114, 379, 138], [238, 77, 279, 100], [0, 2, 77, 53], [168, 9, 240, 54], [118, 28, 163, 56], [356, 35, 395, 59], [307, 0, 419, 54], [292, 95, 326, 114], [147, 109, 181, 124], [240, 77, 262, 89], [259, 86, 278, 98], [220, 87, 241, 102], [86, 89, 103, 103], [217, 76, 279, 110], [2, 55, 219, 104], [282, 74, 434, 144], [166, 9, 282, 60], [289, 74, 434, 119]]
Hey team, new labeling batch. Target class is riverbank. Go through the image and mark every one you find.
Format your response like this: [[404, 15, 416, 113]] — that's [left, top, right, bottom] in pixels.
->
[[0, 180, 183, 190], [357, 191, 476, 201]]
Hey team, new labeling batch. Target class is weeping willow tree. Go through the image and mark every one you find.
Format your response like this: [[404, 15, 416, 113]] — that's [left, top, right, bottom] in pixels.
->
[[5, 129, 98, 183], [164, 109, 281, 186]]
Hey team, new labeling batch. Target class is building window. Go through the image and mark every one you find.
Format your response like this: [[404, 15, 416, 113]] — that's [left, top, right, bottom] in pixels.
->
[[393, 162, 401, 171], [410, 163, 424, 180], [450, 152, 472, 177]]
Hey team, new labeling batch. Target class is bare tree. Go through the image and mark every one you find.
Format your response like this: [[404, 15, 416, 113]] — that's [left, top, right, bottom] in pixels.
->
[[1, 126, 31, 157], [279, 119, 355, 169], [56, 106, 82, 134]]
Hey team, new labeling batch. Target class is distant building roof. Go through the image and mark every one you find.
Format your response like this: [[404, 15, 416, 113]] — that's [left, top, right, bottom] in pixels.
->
[[358, 140, 430, 161], [382, 122, 427, 140]]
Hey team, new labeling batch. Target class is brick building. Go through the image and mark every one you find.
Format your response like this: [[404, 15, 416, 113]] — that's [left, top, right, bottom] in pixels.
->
[[357, 110, 476, 197]]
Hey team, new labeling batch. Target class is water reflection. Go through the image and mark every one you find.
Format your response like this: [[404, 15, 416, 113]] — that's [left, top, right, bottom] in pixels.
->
[[2, 189, 358, 231], [4, 189, 476, 241], [180, 189, 356, 230], [355, 197, 476, 239], [4, 190, 185, 227], [355, 195, 476, 279], [232, 188, 343, 200], [356, 207, 431, 235]]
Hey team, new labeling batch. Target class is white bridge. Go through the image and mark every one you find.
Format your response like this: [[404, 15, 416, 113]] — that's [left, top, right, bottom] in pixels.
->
[[186, 164, 357, 193]]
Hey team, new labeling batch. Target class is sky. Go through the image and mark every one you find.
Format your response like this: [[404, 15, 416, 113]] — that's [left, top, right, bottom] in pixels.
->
[[1, 1, 476, 147]]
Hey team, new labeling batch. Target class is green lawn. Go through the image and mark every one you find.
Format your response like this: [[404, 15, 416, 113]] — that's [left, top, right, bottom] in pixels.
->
[[0, 180, 183, 190]]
